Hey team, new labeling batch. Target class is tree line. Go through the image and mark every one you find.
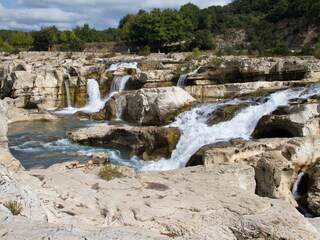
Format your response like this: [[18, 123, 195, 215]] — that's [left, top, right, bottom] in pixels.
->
[[1, 0, 320, 56], [0, 24, 120, 52]]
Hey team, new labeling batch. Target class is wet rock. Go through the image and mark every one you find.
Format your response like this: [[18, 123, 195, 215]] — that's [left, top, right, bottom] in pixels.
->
[[68, 125, 181, 161]]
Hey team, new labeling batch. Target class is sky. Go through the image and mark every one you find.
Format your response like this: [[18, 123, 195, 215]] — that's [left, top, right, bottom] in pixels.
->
[[0, 0, 232, 31]]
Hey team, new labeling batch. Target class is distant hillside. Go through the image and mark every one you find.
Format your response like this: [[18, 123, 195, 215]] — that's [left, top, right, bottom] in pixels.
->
[[1, 0, 319, 56], [117, 0, 320, 55]]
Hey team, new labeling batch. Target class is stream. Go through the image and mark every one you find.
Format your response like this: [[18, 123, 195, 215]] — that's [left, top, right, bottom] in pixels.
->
[[7, 84, 320, 171]]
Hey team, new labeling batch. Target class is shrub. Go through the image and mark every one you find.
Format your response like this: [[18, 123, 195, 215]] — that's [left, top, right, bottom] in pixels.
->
[[192, 30, 215, 50], [98, 165, 123, 181], [186, 47, 201, 61], [314, 44, 320, 59], [69, 37, 86, 52], [4, 200, 23, 215]]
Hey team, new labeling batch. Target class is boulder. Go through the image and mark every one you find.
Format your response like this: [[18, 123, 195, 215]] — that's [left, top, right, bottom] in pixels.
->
[[306, 160, 320, 215], [188, 136, 320, 206], [123, 87, 196, 126], [67, 125, 181, 161], [253, 100, 320, 138]]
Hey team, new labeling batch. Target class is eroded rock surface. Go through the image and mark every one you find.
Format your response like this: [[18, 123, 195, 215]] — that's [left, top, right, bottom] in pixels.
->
[[1, 163, 319, 239], [123, 87, 196, 125], [68, 125, 180, 160]]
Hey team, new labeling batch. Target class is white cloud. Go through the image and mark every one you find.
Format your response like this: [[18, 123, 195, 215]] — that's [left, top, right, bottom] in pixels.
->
[[1, 0, 232, 31]]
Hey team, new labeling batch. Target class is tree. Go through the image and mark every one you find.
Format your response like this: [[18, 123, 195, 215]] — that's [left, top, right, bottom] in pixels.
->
[[192, 30, 215, 50], [8, 31, 33, 47], [69, 31, 77, 41], [180, 3, 201, 30], [69, 37, 86, 51], [32, 27, 56, 51], [59, 31, 68, 43], [123, 8, 193, 51]]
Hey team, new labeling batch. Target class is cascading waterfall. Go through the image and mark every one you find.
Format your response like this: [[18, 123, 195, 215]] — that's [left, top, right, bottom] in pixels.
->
[[105, 62, 141, 74], [57, 62, 140, 114], [110, 75, 131, 95], [81, 78, 105, 112], [63, 79, 72, 108], [292, 172, 307, 200], [115, 95, 127, 120], [142, 84, 320, 171], [177, 67, 201, 87]]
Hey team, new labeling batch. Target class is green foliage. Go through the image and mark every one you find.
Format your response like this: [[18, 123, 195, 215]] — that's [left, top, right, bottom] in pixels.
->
[[186, 47, 201, 60], [211, 57, 222, 70], [4, 201, 23, 215], [192, 30, 215, 50], [59, 32, 68, 43], [69, 37, 86, 52], [314, 44, 320, 59], [8, 31, 33, 47], [32, 27, 56, 51], [120, 8, 193, 51], [98, 165, 123, 181], [0, 38, 14, 52], [272, 39, 290, 56], [180, 3, 201, 29]]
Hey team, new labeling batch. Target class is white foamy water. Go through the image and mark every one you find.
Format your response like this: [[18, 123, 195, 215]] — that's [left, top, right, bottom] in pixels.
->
[[105, 62, 141, 74], [177, 67, 200, 87], [110, 75, 131, 94], [64, 79, 72, 108], [115, 94, 127, 120], [56, 78, 104, 114], [142, 84, 320, 171], [292, 172, 306, 200]]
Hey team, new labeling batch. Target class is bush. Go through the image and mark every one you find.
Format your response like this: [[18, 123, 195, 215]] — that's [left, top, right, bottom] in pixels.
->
[[192, 30, 215, 50], [314, 44, 320, 59], [69, 37, 86, 51], [98, 164, 123, 181], [4, 201, 23, 215], [186, 47, 201, 61]]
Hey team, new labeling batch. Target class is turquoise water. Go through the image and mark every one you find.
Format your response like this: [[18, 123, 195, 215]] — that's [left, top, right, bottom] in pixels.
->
[[7, 116, 141, 170]]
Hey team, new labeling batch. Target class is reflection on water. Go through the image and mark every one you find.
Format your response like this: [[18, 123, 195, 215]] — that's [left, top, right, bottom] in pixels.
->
[[8, 116, 144, 170]]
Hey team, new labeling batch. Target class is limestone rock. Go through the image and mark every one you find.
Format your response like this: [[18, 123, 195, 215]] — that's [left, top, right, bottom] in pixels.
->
[[307, 160, 320, 214], [123, 87, 196, 125], [0, 100, 21, 170], [253, 101, 320, 138], [1, 163, 319, 239], [68, 125, 181, 160], [189, 136, 320, 207]]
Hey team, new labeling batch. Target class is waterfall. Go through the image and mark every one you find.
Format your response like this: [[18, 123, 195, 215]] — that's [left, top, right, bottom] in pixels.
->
[[142, 84, 320, 171], [115, 95, 127, 120], [105, 62, 141, 74], [292, 172, 306, 200], [110, 75, 131, 94], [177, 67, 200, 87], [63, 79, 72, 108], [81, 78, 105, 113]]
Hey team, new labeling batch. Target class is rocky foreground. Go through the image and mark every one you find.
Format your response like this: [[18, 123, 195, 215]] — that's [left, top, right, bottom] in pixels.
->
[[1, 51, 320, 239]]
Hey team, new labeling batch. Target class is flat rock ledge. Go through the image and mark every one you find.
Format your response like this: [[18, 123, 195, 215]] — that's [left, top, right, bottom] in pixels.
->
[[1, 163, 319, 239]]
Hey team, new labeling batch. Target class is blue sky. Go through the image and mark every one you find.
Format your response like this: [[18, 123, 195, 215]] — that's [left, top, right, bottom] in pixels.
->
[[0, 0, 232, 31]]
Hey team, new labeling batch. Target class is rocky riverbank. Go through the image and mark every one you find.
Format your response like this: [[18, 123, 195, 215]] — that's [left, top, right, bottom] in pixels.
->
[[1, 51, 320, 239]]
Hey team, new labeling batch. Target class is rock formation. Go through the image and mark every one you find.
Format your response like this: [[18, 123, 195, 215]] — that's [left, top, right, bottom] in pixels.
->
[[0, 100, 21, 170], [67, 125, 180, 160], [123, 87, 196, 125]]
